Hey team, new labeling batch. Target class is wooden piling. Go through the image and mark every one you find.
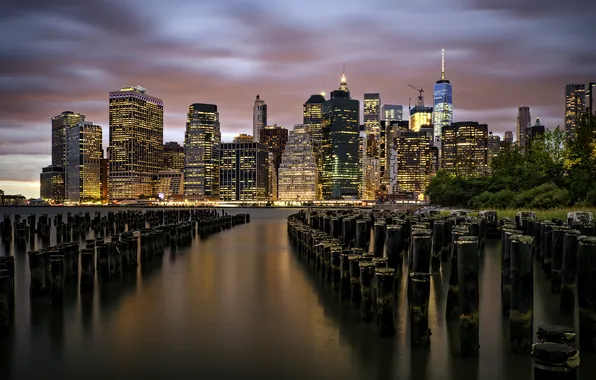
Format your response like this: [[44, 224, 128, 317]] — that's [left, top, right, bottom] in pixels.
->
[[509, 235, 534, 354], [28, 251, 46, 296], [410, 272, 431, 346], [537, 325, 576, 347], [551, 227, 569, 294], [359, 262, 375, 322], [560, 230, 581, 313], [532, 343, 579, 380], [431, 221, 444, 272], [457, 236, 480, 356], [578, 236, 596, 351], [375, 268, 396, 337], [49, 254, 65, 305], [373, 222, 386, 258], [349, 254, 362, 308]]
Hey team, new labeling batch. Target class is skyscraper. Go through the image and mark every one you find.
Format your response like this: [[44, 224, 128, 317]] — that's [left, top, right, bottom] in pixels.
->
[[504, 131, 514, 144], [253, 95, 267, 142], [52, 111, 85, 167], [321, 71, 360, 199], [409, 89, 433, 133], [108, 86, 163, 200], [66, 121, 102, 202], [441, 122, 488, 178], [220, 141, 269, 201], [163, 141, 185, 171], [361, 157, 380, 200], [184, 103, 221, 201], [381, 105, 403, 122], [303, 94, 325, 144], [487, 132, 501, 170], [40, 166, 65, 204], [381, 120, 409, 186], [234, 134, 253, 143], [432, 49, 453, 149], [565, 84, 586, 140], [259, 124, 289, 200], [395, 130, 438, 195], [278, 124, 318, 201], [516, 106, 531, 152], [526, 117, 546, 152], [363, 93, 381, 138]]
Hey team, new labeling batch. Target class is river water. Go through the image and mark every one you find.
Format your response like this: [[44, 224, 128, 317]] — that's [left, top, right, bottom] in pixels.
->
[[0, 207, 593, 379]]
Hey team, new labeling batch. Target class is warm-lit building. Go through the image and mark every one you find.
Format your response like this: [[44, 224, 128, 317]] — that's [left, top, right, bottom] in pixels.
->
[[303, 94, 325, 144], [364, 93, 381, 138], [66, 121, 102, 202], [259, 124, 288, 200], [395, 130, 438, 195], [52, 111, 85, 167], [253, 95, 267, 142], [361, 157, 380, 200], [565, 84, 586, 140], [155, 170, 184, 200], [410, 105, 433, 132], [233, 134, 253, 143], [100, 158, 108, 202], [164, 141, 185, 171], [219, 141, 269, 201], [380, 120, 409, 187], [321, 72, 360, 199], [184, 103, 220, 201], [516, 106, 531, 152], [487, 132, 501, 171], [278, 125, 318, 201], [441, 122, 488, 178], [381, 105, 403, 122], [40, 165, 65, 204], [108, 86, 163, 200], [432, 49, 453, 149]]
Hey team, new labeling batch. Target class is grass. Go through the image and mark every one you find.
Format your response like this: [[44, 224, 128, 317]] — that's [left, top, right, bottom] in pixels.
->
[[438, 208, 596, 221]]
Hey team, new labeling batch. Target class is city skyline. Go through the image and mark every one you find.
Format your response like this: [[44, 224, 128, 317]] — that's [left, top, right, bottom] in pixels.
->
[[1, 0, 595, 198]]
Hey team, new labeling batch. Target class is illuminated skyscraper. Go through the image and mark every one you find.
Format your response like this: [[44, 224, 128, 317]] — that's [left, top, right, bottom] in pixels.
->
[[108, 86, 163, 200], [364, 93, 381, 137], [516, 106, 531, 151], [40, 166, 65, 204], [253, 95, 267, 142], [565, 84, 586, 140], [278, 124, 318, 201], [409, 87, 433, 132], [163, 141, 185, 171], [441, 122, 488, 178], [219, 141, 269, 201], [66, 121, 102, 202], [303, 94, 325, 144], [260, 124, 288, 200], [52, 111, 85, 167], [381, 120, 409, 187], [155, 170, 184, 200], [381, 105, 403, 122], [234, 134, 253, 143], [184, 103, 221, 201], [361, 157, 380, 200], [395, 130, 438, 195], [432, 49, 453, 149], [487, 132, 501, 171], [321, 71, 360, 199]]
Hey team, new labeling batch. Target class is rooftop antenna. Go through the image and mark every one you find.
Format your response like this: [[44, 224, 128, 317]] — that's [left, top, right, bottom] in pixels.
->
[[441, 48, 445, 80]]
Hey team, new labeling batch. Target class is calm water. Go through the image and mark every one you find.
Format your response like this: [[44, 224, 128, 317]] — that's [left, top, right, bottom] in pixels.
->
[[0, 207, 593, 379]]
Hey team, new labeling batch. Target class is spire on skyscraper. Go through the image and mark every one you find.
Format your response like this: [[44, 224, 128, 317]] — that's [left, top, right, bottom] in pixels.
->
[[339, 64, 348, 92], [441, 48, 445, 80]]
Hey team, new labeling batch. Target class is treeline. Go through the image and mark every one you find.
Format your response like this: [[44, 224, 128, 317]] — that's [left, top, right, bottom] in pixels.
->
[[426, 115, 596, 209]]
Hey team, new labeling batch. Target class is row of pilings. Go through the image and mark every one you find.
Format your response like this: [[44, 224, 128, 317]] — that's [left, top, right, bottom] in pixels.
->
[[288, 209, 593, 378], [0, 209, 250, 337]]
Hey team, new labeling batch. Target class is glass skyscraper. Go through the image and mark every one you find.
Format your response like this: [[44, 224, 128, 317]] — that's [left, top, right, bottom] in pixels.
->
[[66, 121, 103, 202], [432, 49, 453, 149], [278, 125, 318, 201]]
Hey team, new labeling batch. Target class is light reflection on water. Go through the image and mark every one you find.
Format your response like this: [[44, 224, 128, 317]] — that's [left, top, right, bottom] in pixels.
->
[[0, 207, 593, 379]]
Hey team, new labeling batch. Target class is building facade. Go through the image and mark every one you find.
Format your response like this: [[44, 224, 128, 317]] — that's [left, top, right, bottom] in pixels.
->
[[253, 95, 267, 142], [108, 86, 163, 200], [220, 141, 269, 201], [100, 158, 108, 202], [487, 132, 501, 170], [380, 120, 409, 187], [363, 93, 381, 138], [432, 50, 453, 149], [565, 84, 586, 140], [441, 122, 488, 178], [321, 73, 360, 199], [52, 111, 85, 167], [381, 105, 403, 122], [155, 170, 184, 200], [164, 141, 185, 171], [303, 94, 325, 144], [40, 165, 65, 203], [66, 121, 102, 202], [278, 125, 318, 201], [395, 130, 438, 195], [410, 105, 433, 132], [504, 131, 514, 144], [516, 106, 531, 151], [234, 134, 253, 143], [526, 117, 546, 152], [259, 124, 289, 200], [361, 157, 380, 200], [184, 103, 221, 201]]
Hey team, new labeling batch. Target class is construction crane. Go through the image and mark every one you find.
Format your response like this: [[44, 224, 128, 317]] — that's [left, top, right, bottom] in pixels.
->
[[408, 84, 424, 107]]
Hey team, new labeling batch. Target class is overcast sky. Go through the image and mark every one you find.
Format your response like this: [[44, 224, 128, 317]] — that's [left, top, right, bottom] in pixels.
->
[[1, 0, 595, 198]]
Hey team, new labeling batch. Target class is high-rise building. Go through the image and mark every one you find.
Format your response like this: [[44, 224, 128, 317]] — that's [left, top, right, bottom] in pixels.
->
[[253, 95, 267, 142], [361, 157, 380, 200], [409, 100, 433, 132], [321, 71, 360, 199], [504, 131, 514, 144], [395, 130, 438, 195], [100, 157, 108, 202], [52, 111, 85, 167], [184, 103, 221, 201], [381, 105, 403, 122], [234, 134, 253, 143], [259, 124, 289, 199], [432, 49, 453, 149], [380, 120, 409, 186], [220, 141, 269, 201], [40, 165, 65, 204], [66, 121, 102, 202], [164, 141, 185, 171], [155, 170, 184, 200], [108, 86, 163, 200], [565, 84, 586, 140], [487, 132, 501, 170], [587, 82, 595, 117], [516, 106, 531, 151], [526, 117, 546, 152], [278, 124, 318, 201], [358, 135, 366, 199], [363, 93, 381, 138], [303, 94, 325, 144], [441, 122, 488, 178]]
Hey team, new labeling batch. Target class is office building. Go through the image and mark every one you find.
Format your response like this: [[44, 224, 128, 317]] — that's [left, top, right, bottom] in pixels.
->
[[278, 124, 318, 201], [487, 132, 501, 170], [184, 103, 221, 201], [526, 117, 546, 152], [380, 120, 409, 186], [164, 141, 185, 171], [52, 111, 85, 167], [259, 124, 288, 199], [361, 157, 380, 200], [409, 101, 433, 132], [66, 121, 102, 202], [441, 122, 488, 178], [381, 105, 403, 122], [363, 93, 381, 138], [253, 95, 267, 142], [303, 94, 326, 144], [565, 84, 586, 140], [108, 86, 163, 200], [220, 141, 269, 201], [395, 130, 437, 195], [504, 131, 514, 144], [100, 158, 108, 202], [234, 134, 253, 143], [321, 71, 360, 199], [516, 106, 531, 151], [155, 170, 184, 200], [40, 165, 65, 204], [432, 49, 453, 149]]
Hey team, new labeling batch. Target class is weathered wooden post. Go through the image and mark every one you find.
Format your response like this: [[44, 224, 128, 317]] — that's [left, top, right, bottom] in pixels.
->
[[80, 248, 94, 293], [375, 268, 396, 337], [360, 261, 375, 322], [537, 325, 576, 347], [331, 246, 341, 291], [501, 228, 520, 317], [410, 272, 431, 346], [97, 244, 110, 281], [532, 343, 579, 380], [49, 254, 65, 305], [543, 223, 554, 277], [373, 221, 386, 258], [0, 269, 10, 336], [578, 236, 596, 351], [412, 234, 432, 274], [355, 220, 368, 251], [431, 221, 444, 272], [509, 235, 534, 354], [446, 227, 468, 319], [28, 251, 46, 296], [457, 236, 480, 356], [385, 224, 403, 276], [551, 226, 569, 294], [560, 230, 581, 313], [0, 256, 14, 309], [349, 254, 362, 308], [340, 250, 351, 299]]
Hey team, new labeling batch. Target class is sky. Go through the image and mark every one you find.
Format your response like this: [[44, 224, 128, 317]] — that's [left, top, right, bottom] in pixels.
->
[[1, 0, 595, 198]]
